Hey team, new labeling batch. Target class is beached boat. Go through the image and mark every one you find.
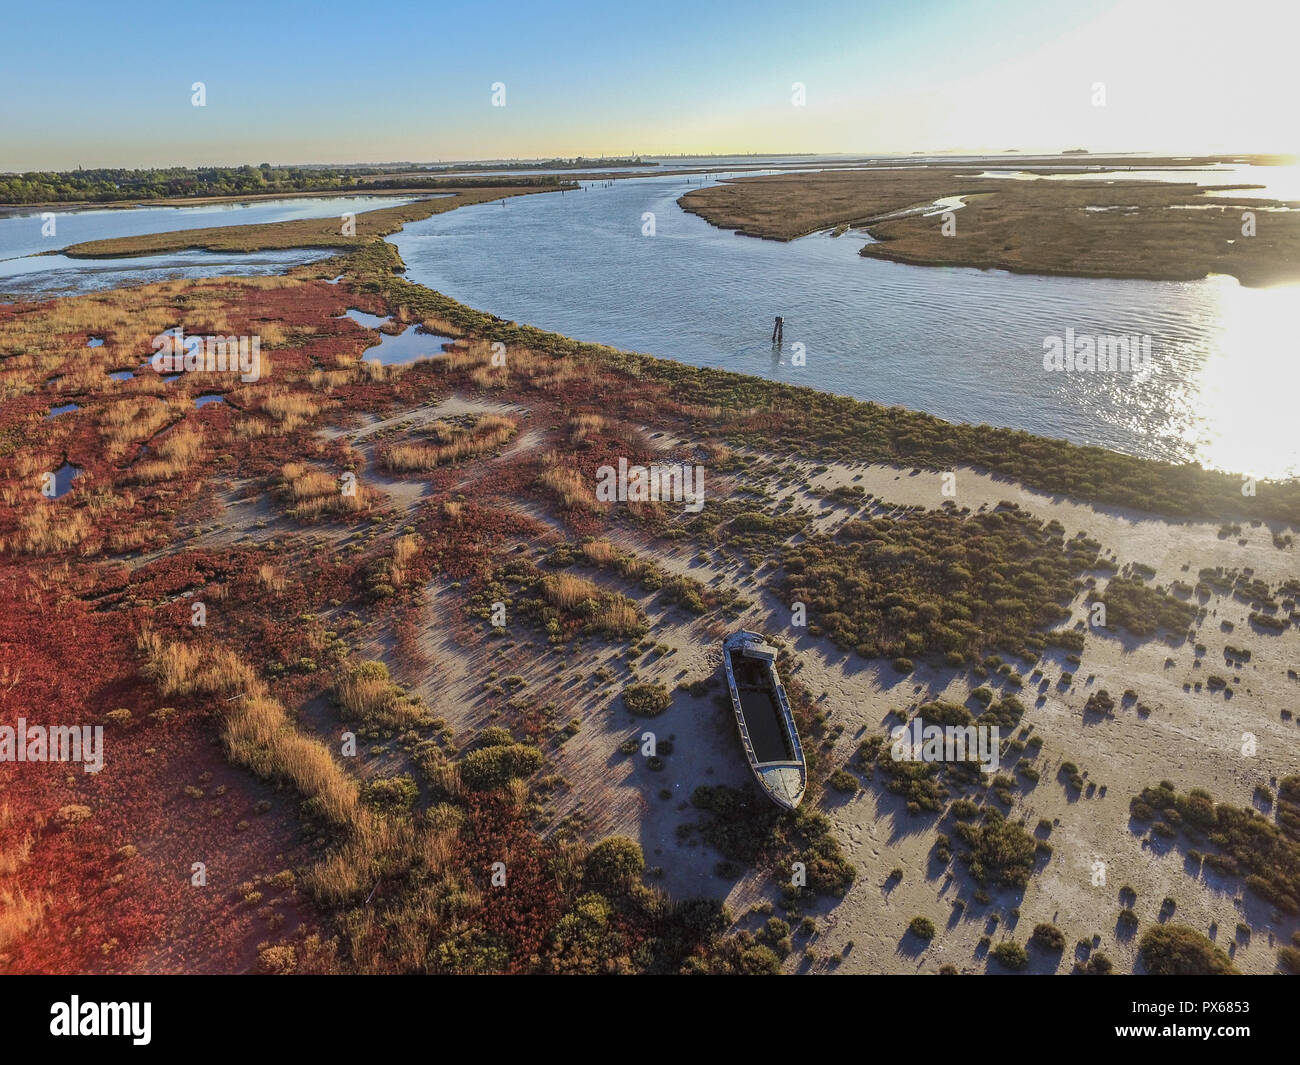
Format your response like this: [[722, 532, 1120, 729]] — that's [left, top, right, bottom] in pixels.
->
[[721, 630, 806, 809]]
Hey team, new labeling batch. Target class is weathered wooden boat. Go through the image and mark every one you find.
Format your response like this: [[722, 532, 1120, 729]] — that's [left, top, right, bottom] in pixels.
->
[[721, 630, 806, 809]]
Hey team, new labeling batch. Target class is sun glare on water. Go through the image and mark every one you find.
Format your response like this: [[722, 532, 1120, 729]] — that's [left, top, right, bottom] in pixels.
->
[[1190, 275, 1300, 481]]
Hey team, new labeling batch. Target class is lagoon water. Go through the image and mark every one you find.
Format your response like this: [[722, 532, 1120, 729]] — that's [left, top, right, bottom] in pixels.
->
[[49, 463, 81, 498], [361, 323, 457, 365], [5, 169, 1297, 479], [391, 170, 1300, 480], [0, 247, 334, 301], [0, 194, 418, 260], [0, 195, 418, 299], [334, 308, 456, 364]]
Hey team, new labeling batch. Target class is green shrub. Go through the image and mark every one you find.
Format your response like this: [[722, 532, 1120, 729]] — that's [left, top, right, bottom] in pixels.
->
[[1084, 689, 1115, 714], [951, 799, 981, 820], [991, 941, 1028, 969], [1075, 951, 1113, 974], [1090, 578, 1196, 638], [478, 726, 513, 747], [909, 916, 936, 940], [1139, 925, 1238, 975], [459, 742, 543, 791], [738, 944, 782, 974], [623, 682, 672, 716], [955, 813, 1036, 887], [778, 506, 1094, 665], [361, 774, 418, 813], [1132, 781, 1300, 914], [584, 835, 645, 892], [1030, 922, 1065, 952], [828, 769, 858, 793], [336, 660, 430, 729]]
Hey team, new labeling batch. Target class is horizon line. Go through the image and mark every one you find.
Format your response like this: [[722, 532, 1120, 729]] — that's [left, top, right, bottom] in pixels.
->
[[3, 148, 1293, 175]]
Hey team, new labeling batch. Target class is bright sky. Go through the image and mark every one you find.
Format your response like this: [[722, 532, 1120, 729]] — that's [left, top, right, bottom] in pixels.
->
[[1, 0, 1294, 170]]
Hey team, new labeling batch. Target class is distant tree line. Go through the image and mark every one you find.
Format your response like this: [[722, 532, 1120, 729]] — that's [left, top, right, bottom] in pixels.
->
[[0, 164, 567, 204], [428, 156, 650, 172]]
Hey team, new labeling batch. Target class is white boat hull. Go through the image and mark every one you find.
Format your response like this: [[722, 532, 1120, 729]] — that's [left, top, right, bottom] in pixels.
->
[[722, 630, 807, 810]]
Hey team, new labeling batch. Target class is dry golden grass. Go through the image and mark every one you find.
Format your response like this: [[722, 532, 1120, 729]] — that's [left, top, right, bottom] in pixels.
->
[[419, 314, 460, 337], [258, 322, 288, 348], [336, 669, 392, 719], [433, 338, 558, 390], [358, 360, 392, 384], [99, 397, 182, 458], [422, 420, 456, 443], [505, 776, 530, 809], [551, 839, 588, 898], [127, 427, 203, 484], [237, 275, 301, 290], [233, 416, 272, 439], [279, 462, 373, 520], [0, 828, 32, 877], [1, 476, 138, 556], [381, 447, 437, 473], [581, 539, 618, 566], [538, 456, 600, 512], [578, 538, 654, 581], [257, 564, 286, 593], [305, 817, 416, 905], [306, 368, 354, 391], [335, 660, 429, 729], [541, 572, 601, 610], [419, 824, 459, 878], [0, 887, 47, 951], [0, 285, 179, 382], [595, 598, 643, 636], [60, 367, 113, 393], [529, 360, 583, 392], [382, 415, 516, 472], [11, 449, 56, 480], [139, 632, 230, 697], [138, 630, 359, 827], [324, 351, 357, 370], [436, 350, 481, 375], [105, 522, 154, 554], [568, 413, 608, 444], [293, 493, 368, 521], [226, 694, 359, 825], [537, 568, 644, 636], [442, 500, 463, 520], [262, 391, 321, 421], [392, 533, 420, 567], [259, 390, 325, 434], [388, 533, 421, 587], [428, 761, 462, 801], [4, 504, 92, 556], [287, 468, 338, 500], [470, 365, 509, 390]]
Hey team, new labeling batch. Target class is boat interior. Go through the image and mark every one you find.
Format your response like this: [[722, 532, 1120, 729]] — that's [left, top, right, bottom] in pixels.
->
[[731, 653, 795, 764]]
